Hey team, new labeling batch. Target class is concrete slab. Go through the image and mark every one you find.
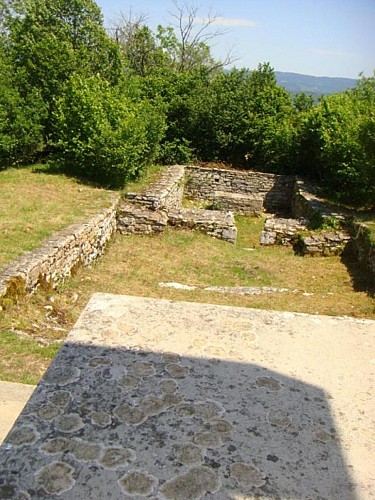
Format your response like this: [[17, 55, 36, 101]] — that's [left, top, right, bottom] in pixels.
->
[[0, 382, 36, 445], [0, 293, 374, 499]]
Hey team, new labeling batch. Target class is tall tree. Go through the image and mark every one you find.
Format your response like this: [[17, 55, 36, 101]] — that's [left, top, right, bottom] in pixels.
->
[[5, 0, 121, 142]]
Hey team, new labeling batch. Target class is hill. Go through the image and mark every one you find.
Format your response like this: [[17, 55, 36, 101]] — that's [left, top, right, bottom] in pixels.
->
[[275, 71, 357, 97]]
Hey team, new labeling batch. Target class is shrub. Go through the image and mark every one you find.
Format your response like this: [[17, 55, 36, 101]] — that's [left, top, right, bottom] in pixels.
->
[[52, 75, 166, 187]]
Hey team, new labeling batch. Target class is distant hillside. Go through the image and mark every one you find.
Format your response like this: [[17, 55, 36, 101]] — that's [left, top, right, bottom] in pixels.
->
[[275, 71, 357, 97]]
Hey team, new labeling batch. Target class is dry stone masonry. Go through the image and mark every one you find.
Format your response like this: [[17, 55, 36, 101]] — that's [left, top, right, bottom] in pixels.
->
[[117, 203, 168, 235], [1, 164, 373, 298], [213, 191, 264, 216], [0, 195, 120, 298], [260, 218, 308, 246], [185, 166, 295, 214], [168, 208, 237, 244], [125, 165, 185, 211], [345, 220, 375, 288], [294, 231, 352, 257], [120, 165, 239, 244]]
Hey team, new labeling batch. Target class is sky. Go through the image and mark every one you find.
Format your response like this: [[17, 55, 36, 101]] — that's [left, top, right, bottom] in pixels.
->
[[95, 0, 375, 79]]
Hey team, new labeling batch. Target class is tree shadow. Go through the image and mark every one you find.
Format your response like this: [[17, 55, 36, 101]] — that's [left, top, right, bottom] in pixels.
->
[[31, 162, 114, 190], [0, 342, 357, 499], [341, 242, 374, 296]]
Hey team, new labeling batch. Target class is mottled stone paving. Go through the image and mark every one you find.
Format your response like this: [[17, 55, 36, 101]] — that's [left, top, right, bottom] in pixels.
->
[[0, 294, 374, 499]]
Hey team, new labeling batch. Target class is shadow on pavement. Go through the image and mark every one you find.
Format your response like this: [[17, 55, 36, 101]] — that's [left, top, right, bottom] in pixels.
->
[[0, 341, 356, 499]]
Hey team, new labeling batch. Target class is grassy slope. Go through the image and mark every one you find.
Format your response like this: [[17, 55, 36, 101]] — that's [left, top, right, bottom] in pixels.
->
[[0, 165, 114, 266]]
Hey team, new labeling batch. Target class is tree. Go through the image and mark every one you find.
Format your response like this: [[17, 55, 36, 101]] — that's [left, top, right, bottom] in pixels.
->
[[0, 32, 46, 166], [296, 74, 375, 206], [5, 0, 121, 143], [110, 1, 235, 77], [293, 92, 315, 112], [53, 74, 166, 187]]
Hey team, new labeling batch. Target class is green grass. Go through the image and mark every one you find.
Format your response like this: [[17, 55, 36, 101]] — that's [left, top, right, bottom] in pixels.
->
[[0, 165, 115, 266], [0, 330, 61, 384]]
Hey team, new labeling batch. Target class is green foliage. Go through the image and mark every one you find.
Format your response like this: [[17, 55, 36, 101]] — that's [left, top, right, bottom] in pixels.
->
[[152, 63, 296, 171], [0, 0, 373, 206], [296, 74, 375, 206], [0, 44, 46, 166], [5, 0, 121, 141], [157, 138, 195, 165], [53, 75, 166, 187], [293, 92, 315, 112]]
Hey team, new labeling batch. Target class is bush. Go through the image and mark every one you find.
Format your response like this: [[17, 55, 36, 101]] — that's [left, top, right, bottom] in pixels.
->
[[296, 77, 375, 207], [52, 75, 166, 187]]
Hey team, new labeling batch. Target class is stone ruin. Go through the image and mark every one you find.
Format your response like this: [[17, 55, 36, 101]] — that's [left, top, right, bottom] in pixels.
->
[[0, 164, 374, 298], [121, 165, 354, 258]]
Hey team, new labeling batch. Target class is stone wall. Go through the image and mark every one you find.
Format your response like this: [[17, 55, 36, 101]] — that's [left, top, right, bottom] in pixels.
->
[[121, 165, 237, 243], [185, 166, 295, 213], [213, 191, 264, 216], [290, 180, 373, 266], [294, 231, 351, 257], [0, 195, 120, 298], [168, 208, 237, 244], [260, 218, 308, 246], [125, 165, 185, 211], [117, 203, 168, 235]]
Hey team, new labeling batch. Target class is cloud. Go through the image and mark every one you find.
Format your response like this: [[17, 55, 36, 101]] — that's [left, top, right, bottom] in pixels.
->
[[194, 16, 259, 28], [310, 48, 359, 58]]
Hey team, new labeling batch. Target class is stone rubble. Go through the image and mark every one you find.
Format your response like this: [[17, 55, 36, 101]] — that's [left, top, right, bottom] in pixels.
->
[[260, 217, 308, 246], [158, 282, 289, 295]]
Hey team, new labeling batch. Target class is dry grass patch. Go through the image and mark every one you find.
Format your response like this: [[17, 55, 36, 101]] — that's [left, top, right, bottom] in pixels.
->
[[57, 217, 374, 321], [0, 165, 114, 266], [1, 218, 373, 383]]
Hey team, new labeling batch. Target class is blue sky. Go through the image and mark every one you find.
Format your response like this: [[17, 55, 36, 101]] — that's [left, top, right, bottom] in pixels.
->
[[95, 0, 375, 79]]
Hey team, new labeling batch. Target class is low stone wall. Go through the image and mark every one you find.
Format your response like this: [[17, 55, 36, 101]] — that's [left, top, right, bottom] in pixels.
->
[[185, 166, 294, 213], [295, 231, 351, 257], [260, 218, 308, 246], [290, 180, 372, 260], [213, 191, 264, 216], [117, 203, 168, 235], [0, 195, 120, 298], [121, 165, 238, 243], [168, 208, 237, 244], [125, 165, 184, 211]]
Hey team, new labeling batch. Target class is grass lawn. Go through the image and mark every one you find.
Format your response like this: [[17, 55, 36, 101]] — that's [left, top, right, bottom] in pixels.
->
[[0, 165, 115, 266], [0, 167, 374, 384]]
